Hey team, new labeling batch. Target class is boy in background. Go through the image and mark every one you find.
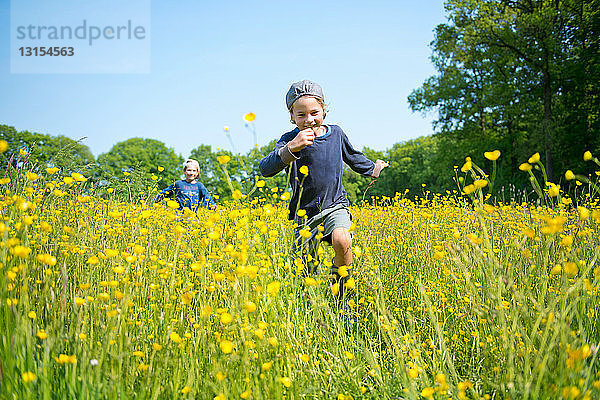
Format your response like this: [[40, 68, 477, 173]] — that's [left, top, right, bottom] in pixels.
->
[[154, 159, 217, 211]]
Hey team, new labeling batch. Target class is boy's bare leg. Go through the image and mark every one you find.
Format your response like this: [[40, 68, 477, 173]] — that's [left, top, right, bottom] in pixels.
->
[[331, 227, 352, 267], [330, 227, 353, 300]]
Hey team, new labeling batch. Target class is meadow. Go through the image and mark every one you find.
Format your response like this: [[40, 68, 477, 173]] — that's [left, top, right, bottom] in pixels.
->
[[1, 145, 599, 399]]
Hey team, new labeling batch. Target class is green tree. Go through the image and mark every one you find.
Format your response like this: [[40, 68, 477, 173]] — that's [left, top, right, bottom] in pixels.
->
[[1, 124, 95, 172], [409, 0, 600, 187], [96, 138, 183, 185]]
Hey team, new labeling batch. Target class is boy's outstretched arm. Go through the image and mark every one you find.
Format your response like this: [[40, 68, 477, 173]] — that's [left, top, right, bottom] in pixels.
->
[[340, 131, 389, 178], [371, 159, 389, 178], [153, 183, 175, 204], [340, 131, 378, 176]]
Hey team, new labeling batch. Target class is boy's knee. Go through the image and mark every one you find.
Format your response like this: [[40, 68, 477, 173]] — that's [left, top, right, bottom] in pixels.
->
[[331, 228, 352, 252]]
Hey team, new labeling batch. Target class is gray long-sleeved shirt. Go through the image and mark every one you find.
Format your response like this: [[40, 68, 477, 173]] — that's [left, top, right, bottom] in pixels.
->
[[259, 124, 375, 220]]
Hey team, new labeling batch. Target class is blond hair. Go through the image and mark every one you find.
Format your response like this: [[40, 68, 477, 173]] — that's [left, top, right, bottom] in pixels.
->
[[183, 159, 200, 171]]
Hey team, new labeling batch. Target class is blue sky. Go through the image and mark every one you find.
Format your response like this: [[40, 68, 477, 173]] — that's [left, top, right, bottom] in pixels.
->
[[0, 0, 446, 158]]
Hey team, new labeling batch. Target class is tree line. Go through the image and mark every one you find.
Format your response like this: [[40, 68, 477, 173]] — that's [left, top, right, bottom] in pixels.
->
[[2, 1, 598, 203], [0, 123, 450, 203]]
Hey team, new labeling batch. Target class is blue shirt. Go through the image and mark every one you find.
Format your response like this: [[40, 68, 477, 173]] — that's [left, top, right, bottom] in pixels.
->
[[259, 124, 375, 220], [155, 180, 216, 211]]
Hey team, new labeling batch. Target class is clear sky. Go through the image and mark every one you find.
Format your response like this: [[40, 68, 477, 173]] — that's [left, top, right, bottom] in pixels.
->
[[0, 0, 447, 158]]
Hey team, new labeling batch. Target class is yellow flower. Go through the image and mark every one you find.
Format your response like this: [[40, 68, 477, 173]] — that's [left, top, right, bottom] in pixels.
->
[[338, 265, 349, 278], [559, 235, 573, 247], [279, 376, 292, 388], [564, 261, 578, 277], [528, 152, 540, 163], [71, 172, 87, 182], [37, 329, 48, 340], [473, 179, 488, 189], [281, 192, 291, 201], [256, 179, 265, 188], [466, 233, 483, 245], [28, 311, 36, 319], [11, 245, 32, 258], [299, 165, 309, 175], [20, 148, 28, 156], [167, 200, 179, 209], [344, 277, 356, 290], [232, 189, 243, 200], [22, 371, 36, 383], [0, 140, 8, 153], [304, 277, 318, 287], [266, 281, 281, 296], [36, 254, 57, 266], [421, 387, 435, 398], [157, 166, 164, 172], [298, 353, 309, 363], [132, 351, 144, 357], [583, 151, 592, 161], [463, 184, 476, 195], [137, 363, 149, 371], [548, 184, 560, 197], [87, 256, 100, 265], [220, 313, 233, 324], [244, 301, 257, 313], [261, 361, 273, 371], [244, 112, 256, 122], [240, 389, 251, 399], [484, 150, 501, 161], [26, 172, 39, 181], [343, 351, 353, 360], [460, 157, 472, 172], [565, 170, 575, 180], [153, 343, 163, 351], [220, 339, 234, 354], [181, 291, 194, 305], [331, 282, 340, 296], [216, 371, 227, 381], [181, 386, 191, 394], [217, 155, 231, 164], [55, 354, 77, 364], [46, 166, 59, 174], [577, 206, 590, 220], [519, 163, 532, 172], [297, 209, 307, 217], [169, 332, 183, 344]]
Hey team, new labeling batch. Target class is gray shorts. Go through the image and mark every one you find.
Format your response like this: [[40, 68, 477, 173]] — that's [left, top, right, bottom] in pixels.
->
[[292, 204, 352, 273]]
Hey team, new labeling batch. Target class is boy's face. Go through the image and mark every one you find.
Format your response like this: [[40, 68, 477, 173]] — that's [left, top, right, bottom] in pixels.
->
[[184, 165, 199, 182], [290, 96, 325, 131]]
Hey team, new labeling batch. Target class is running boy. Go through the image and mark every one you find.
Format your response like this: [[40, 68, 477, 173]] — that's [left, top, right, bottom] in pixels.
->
[[259, 80, 387, 296], [154, 159, 217, 211]]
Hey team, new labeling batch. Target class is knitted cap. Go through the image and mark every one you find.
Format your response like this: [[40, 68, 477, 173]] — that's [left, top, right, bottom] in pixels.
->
[[285, 80, 325, 110]]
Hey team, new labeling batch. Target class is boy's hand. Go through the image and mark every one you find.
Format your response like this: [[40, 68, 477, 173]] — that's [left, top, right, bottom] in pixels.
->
[[372, 159, 389, 178], [287, 128, 315, 152]]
